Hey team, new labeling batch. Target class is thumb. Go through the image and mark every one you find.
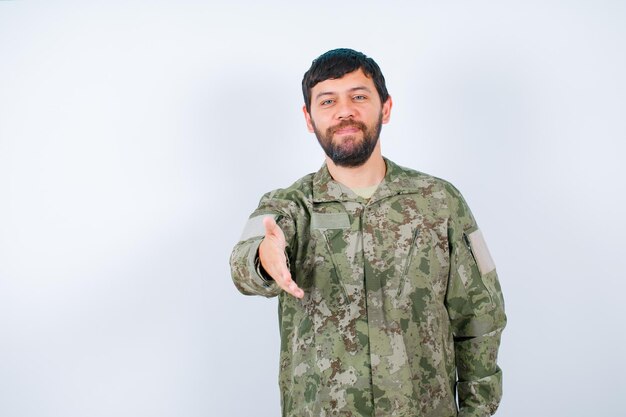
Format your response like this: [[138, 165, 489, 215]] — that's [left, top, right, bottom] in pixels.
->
[[263, 215, 286, 248], [263, 216, 276, 234], [263, 216, 278, 236]]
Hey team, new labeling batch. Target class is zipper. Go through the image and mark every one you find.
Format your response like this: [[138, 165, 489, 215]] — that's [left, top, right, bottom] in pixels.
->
[[463, 232, 473, 253], [321, 231, 351, 303], [397, 228, 420, 297]]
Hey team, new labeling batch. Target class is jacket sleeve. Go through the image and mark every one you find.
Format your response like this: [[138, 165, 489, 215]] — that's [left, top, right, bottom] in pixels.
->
[[229, 191, 297, 298], [443, 184, 507, 417]]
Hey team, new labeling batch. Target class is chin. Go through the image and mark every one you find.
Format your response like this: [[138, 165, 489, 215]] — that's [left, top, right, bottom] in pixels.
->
[[334, 135, 361, 145]]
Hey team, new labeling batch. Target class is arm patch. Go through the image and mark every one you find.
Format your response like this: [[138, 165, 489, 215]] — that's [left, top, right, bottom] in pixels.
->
[[467, 229, 496, 275], [239, 214, 278, 241]]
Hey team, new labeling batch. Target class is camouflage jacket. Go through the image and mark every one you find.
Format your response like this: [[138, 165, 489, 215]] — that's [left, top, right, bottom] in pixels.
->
[[230, 158, 506, 417]]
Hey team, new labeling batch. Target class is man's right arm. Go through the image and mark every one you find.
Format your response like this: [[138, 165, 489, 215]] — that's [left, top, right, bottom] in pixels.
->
[[229, 195, 303, 298]]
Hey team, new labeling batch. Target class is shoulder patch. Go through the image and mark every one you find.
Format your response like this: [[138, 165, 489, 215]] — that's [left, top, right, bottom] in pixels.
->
[[466, 229, 496, 275]]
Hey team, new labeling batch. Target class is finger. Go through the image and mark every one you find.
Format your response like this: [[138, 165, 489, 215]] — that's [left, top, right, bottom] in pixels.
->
[[284, 280, 304, 299], [278, 270, 304, 299], [290, 284, 304, 299]]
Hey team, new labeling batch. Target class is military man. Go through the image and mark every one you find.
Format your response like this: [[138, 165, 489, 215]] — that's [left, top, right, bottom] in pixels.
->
[[230, 48, 506, 417]]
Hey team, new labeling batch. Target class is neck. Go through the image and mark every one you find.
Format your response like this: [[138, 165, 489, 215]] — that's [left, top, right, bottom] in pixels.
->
[[325, 145, 386, 189]]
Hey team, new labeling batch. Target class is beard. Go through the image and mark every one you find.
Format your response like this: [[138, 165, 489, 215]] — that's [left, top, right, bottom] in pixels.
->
[[312, 113, 383, 168]]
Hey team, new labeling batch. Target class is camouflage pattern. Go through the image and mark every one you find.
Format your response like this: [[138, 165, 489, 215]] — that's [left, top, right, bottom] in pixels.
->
[[230, 158, 506, 417]]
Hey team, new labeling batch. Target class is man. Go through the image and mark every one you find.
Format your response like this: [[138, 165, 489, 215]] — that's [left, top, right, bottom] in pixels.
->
[[230, 48, 506, 417]]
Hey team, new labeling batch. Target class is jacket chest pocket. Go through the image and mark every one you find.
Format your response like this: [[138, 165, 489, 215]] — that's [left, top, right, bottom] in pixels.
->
[[310, 212, 354, 303], [396, 223, 449, 303]]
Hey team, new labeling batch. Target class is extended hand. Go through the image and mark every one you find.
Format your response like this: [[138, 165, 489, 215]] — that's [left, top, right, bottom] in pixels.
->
[[259, 216, 304, 299]]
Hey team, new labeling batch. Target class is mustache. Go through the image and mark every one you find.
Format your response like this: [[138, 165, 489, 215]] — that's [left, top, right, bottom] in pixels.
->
[[329, 120, 367, 134]]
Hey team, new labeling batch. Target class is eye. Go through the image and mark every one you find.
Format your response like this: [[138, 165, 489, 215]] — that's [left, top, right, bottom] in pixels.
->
[[320, 99, 334, 106], [353, 95, 367, 101]]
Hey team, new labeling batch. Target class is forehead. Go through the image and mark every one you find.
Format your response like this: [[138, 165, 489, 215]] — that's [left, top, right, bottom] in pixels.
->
[[311, 68, 376, 96]]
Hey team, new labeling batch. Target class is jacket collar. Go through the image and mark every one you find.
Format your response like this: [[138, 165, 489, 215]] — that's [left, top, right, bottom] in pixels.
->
[[312, 157, 420, 204]]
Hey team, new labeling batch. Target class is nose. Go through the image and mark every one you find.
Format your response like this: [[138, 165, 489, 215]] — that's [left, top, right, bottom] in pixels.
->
[[335, 100, 356, 120]]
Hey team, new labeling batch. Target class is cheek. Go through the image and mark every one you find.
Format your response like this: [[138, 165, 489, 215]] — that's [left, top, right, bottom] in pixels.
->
[[308, 114, 327, 132]]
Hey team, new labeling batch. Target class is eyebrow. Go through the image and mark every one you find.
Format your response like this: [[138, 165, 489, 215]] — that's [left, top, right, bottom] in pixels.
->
[[314, 86, 373, 101]]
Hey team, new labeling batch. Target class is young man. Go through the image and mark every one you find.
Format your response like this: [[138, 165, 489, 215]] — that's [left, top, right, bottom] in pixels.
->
[[230, 48, 506, 417]]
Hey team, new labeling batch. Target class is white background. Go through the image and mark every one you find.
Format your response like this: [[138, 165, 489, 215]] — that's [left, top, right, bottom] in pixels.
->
[[1, 1, 625, 416]]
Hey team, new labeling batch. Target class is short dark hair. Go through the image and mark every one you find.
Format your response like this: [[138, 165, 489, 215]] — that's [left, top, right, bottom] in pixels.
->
[[302, 48, 389, 113]]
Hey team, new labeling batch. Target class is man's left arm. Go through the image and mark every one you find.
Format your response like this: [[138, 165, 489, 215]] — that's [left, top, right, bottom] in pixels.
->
[[444, 184, 507, 417]]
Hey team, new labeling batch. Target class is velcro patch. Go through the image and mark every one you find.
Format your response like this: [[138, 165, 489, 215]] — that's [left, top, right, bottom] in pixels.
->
[[240, 214, 277, 241], [467, 229, 496, 275], [311, 212, 350, 229]]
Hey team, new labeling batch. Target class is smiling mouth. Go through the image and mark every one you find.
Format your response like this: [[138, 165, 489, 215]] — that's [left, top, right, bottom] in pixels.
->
[[334, 127, 361, 135], [328, 120, 367, 137]]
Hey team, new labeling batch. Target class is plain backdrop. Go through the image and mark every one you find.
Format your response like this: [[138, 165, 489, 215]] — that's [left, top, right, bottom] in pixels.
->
[[1, 1, 625, 416]]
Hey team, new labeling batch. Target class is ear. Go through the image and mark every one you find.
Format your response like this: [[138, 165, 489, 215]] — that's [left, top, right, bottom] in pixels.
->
[[303, 105, 315, 133], [381, 95, 393, 124]]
